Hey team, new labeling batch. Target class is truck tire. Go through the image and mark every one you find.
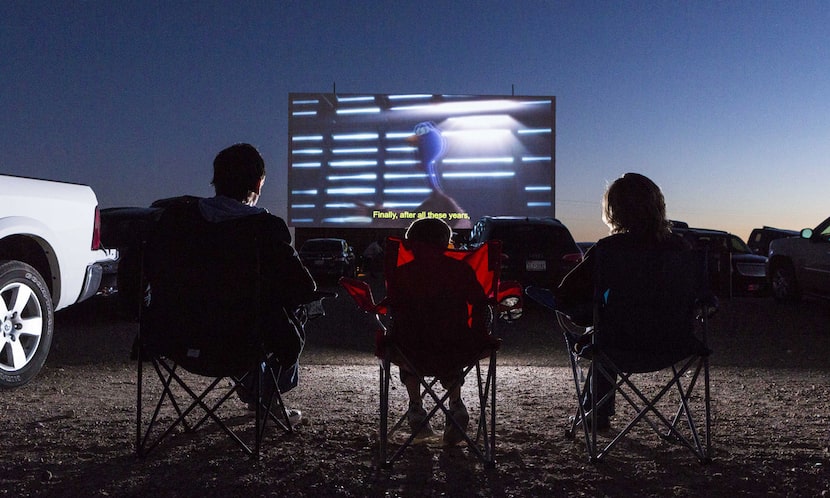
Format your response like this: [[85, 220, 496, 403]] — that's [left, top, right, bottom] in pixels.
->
[[0, 260, 54, 388], [770, 261, 801, 303]]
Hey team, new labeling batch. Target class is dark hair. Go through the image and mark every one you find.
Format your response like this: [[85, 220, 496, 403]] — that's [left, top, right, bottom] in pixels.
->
[[211, 143, 266, 201], [602, 173, 671, 238], [405, 218, 451, 247]]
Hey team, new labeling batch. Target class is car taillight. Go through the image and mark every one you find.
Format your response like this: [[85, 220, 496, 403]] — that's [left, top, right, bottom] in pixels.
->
[[91, 206, 102, 250], [562, 252, 583, 264]]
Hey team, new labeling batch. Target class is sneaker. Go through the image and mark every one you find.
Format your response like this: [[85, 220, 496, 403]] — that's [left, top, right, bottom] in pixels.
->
[[442, 400, 470, 447], [246, 401, 302, 427], [284, 408, 302, 427], [406, 404, 435, 439]]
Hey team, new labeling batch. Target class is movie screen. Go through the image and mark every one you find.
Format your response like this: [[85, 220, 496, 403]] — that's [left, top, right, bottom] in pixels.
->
[[288, 93, 555, 229]]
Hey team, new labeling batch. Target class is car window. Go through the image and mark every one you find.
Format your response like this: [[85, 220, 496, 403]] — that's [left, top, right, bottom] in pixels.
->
[[302, 240, 341, 252], [490, 225, 575, 253], [728, 235, 752, 254]]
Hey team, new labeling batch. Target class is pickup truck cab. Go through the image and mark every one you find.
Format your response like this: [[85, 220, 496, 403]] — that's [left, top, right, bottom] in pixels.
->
[[767, 215, 830, 302], [0, 175, 107, 387]]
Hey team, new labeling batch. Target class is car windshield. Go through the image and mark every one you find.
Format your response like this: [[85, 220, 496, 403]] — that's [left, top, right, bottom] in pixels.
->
[[302, 240, 341, 252], [686, 233, 751, 254], [490, 225, 575, 254], [728, 235, 752, 254]]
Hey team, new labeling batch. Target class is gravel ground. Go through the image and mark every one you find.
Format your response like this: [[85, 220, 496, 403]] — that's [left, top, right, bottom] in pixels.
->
[[1, 277, 828, 497]]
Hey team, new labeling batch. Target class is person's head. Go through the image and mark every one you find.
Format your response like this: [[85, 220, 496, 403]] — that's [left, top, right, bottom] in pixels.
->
[[211, 143, 266, 205], [602, 173, 670, 238], [405, 218, 452, 248]]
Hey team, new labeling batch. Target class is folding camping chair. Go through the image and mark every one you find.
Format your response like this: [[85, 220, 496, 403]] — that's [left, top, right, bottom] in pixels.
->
[[340, 237, 517, 467], [135, 199, 329, 458], [528, 245, 716, 463]]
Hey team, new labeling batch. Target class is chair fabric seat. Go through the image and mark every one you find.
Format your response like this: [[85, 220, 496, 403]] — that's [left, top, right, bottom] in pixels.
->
[[339, 236, 504, 467]]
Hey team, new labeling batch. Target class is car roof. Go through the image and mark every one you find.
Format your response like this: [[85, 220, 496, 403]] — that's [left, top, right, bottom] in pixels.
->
[[478, 216, 567, 227], [304, 238, 346, 243], [753, 226, 799, 235], [673, 227, 732, 237]]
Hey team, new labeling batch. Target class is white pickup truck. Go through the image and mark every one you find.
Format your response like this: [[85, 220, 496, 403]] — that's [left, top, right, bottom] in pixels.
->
[[0, 174, 108, 387]]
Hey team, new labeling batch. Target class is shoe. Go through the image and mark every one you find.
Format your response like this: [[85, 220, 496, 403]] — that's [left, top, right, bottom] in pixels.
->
[[442, 400, 470, 447], [246, 401, 302, 427], [284, 408, 302, 427], [406, 404, 435, 439]]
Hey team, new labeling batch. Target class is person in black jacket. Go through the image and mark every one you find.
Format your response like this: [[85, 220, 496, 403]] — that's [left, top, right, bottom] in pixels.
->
[[200, 143, 317, 424], [556, 173, 690, 430]]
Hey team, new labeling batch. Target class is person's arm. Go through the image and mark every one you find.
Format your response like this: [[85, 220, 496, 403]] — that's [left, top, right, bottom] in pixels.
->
[[557, 245, 594, 301], [272, 242, 318, 306], [554, 245, 595, 326]]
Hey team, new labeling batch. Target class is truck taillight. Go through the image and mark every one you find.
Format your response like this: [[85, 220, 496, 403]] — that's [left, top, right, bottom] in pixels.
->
[[91, 206, 102, 250]]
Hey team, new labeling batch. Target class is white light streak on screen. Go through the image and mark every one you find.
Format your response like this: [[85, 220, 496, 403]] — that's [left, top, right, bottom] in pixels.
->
[[337, 95, 375, 102], [327, 174, 378, 181], [336, 107, 381, 115], [332, 148, 378, 154], [326, 187, 376, 195], [332, 133, 379, 141], [328, 160, 377, 168]]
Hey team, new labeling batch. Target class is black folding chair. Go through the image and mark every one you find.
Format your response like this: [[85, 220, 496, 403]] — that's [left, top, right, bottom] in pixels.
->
[[530, 246, 716, 463], [135, 200, 324, 458]]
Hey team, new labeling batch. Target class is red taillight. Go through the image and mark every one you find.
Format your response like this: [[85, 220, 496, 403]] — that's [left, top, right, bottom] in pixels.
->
[[91, 206, 102, 250], [562, 252, 583, 264]]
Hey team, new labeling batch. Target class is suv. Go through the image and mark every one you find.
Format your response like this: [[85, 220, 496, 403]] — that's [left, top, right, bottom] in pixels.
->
[[298, 238, 356, 278], [747, 226, 799, 256], [672, 227, 768, 297], [767, 216, 830, 302], [464, 216, 581, 288]]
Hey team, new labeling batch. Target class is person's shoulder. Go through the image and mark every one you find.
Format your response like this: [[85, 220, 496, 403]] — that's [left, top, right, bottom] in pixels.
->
[[244, 212, 291, 244], [595, 233, 630, 250]]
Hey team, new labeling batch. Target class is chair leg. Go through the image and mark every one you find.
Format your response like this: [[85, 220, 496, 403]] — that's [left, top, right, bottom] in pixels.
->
[[135, 350, 144, 456], [379, 357, 391, 467], [137, 356, 291, 458]]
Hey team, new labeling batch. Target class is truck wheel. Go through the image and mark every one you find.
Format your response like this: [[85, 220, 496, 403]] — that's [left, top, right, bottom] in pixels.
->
[[771, 262, 801, 303], [0, 260, 54, 388]]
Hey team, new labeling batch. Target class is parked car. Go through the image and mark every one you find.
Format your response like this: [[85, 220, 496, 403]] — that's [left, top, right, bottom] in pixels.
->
[[0, 175, 109, 387], [747, 226, 799, 256], [767, 215, 830, 302], [463, 216, 582, 288], [298, 238, 356, 278], [672, 227, 767, 297]]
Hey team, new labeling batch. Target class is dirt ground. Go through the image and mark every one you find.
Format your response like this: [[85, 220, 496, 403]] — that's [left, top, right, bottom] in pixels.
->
[[1, 277, 828, 497]]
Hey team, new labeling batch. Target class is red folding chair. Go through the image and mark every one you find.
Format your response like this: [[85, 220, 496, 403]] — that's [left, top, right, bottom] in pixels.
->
[[340, 236, 518, 467]]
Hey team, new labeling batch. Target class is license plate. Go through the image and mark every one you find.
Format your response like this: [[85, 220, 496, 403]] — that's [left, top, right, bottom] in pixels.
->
[[526, 260, 546, 271]]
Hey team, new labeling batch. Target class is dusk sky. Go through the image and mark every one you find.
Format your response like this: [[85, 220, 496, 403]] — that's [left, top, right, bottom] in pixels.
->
[[2, 1, 828, 242]]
